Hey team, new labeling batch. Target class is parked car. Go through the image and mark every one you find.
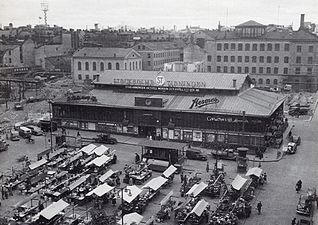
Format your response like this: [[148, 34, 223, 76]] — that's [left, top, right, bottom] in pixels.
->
[[10, 130, 20, 141], [14, 102, 23, 110], [288, 135, 301, 146], [93, 133, 117, 144], [211, 148, 238, 160], [287, 142, 297, 154], [26, 125, 43, 136], [186, 148, 207, 161]]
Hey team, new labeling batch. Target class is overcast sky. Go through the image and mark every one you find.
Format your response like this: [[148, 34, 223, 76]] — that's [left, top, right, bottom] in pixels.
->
[[0, 0, 317, 30]]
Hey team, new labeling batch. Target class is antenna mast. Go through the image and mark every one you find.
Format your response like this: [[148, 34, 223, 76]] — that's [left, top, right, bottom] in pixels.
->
[[41, 1, 49, 27]]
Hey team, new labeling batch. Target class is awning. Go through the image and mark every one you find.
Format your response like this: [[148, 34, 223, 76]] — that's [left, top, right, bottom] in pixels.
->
[[86, 155, 111, 167], [122, 185, 142, 203], [160, 191, 173, 206], [86, 183, 114, 197], [12, 193, 39, 209], [162, 165, 177, 178], [69, 152, 82, 163], [117, 212, 143, 225], [190, 199, 209, 216], [29, 159, 48, 170], [231, 175, 248, 191], [245, 167, 263, 178], [81, 143, 97, 154], [89, 145, 109, 156], [142, 176, 168, 191], [186, 182, 208, 197], [99, 169, 115, 183], [39, 199, 69, 220], [68, 174, 90, 191]]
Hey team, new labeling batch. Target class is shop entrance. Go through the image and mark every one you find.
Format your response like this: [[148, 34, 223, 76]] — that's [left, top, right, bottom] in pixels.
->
[[138, 126, 156, 138]]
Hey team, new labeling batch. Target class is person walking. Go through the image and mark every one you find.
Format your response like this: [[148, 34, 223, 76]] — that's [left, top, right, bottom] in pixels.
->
[[291, 217, 297, 225], [263, 173, 267, 183], [257, 201, 262, 215], [296, 180, 302, 193]]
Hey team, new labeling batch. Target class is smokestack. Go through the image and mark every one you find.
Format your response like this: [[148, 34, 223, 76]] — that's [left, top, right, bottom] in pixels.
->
[[233, 79, 237, 88], [300, 14, 305, 29]]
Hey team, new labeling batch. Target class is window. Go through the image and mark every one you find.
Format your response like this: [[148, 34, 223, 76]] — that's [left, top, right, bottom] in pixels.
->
[[252, 67, 256, 73], [129, 62, 132, 70], [267, 56, 271, 63], [108, 62, 112, 70], [238, 56, 242, 62], [297, 45, 302, 52], [230, 66, 235, 73], [133, 62, 135, 70], [93, 62, 96, 71], [245, 43, 250, 51], [224, 43, 229, 51], [258, 78, 263, 84], [308, 57, 313, 64], [78, 62, 82, 70], [266, 67, 271, 74], [252, 56, 257, 63], [207, 66, 212, 72], [85, 62, 89, 70], [238, 43, 243, 51], [259, 67, 263, 74], [273, 79, 278, 85], [237, 67, 242, 73], [307, 67, 313, 74], [78, 74, 82, 80], [125, 63, 127, 70], [266, 79, 270, 85], [274, 56, 279, 63], [217, 66, 221, 72], [260, 44, 265, 51], [284, 43, 290, 51], [85, 74, 89, 80], [142, 45, 145, 50], [284, 57, 289, 63], [283, 68, 288, 74], [100, 62, 104, 71], [267, 43, 272, 51], [252, 44, 257, 51], [217, 43, 222, 51], [223, 66, 228, 73], [296, 56, 301, 64], [259, 56, 264, 63], [217, 56, 221, 62], [309, 46, 314, 53], [274, 67, 279, 74], [8, 50, 11, 55], [224, 56, 228, 62], [295, 67, 300, 74], [147, 61, 151, 66], [207, 55, 212, 62], [230, 56, 235, 62], [116, 62, 120, 70], [274, 44, 280, 51], [244, 56, 249, 62], [230, 43, 235, 50], [147, 53, 151, 58], [244, 67, 249, 73]]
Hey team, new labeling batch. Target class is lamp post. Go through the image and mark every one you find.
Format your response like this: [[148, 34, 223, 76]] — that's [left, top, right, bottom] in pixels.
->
[[48, 99, 53, 152], [116, 186, 132, 225]]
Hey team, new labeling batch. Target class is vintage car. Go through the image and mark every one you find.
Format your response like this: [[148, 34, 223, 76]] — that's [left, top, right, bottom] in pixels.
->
[[186, 148, 207, 161], [287, 142, 297, 154], [211, 148, 238, 161]]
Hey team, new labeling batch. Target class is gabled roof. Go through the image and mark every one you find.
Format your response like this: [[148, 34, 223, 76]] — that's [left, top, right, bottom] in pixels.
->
[[0, 44, 19, 52], [236, 20, 266, 27], [73, 47, 140, 58], [134, 41, 183, 51]]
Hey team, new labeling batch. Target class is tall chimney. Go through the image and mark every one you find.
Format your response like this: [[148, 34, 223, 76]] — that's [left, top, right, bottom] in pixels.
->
[[233, 79, 237, 88], [300, 14, 305, 29]]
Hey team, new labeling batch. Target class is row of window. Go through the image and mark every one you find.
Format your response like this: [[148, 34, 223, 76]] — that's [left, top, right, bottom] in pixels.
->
[[213, 55, 314, 64], [252, 78, 278, 85], [153, 58, 180, 67], [216, 43, 314, 53], [148, 51, 180, 58], [209, 66, 313, 75], [77, 61, 141, 71]]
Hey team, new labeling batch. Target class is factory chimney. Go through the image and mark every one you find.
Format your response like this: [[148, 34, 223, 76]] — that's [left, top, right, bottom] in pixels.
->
[[299, 14, 305, 30]]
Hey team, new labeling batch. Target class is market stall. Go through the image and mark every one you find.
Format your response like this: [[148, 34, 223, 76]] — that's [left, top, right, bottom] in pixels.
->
[[117, 212, 143, 225], [88, 145, 109, 156], [67, 174, 91, 204], [28, 159, 48, 171], [86, 183, 115, 208], [180, 172, 202, 196], [86, 154, 112, 169], [121, 185, 143, 215], [142, 176, 168, 201], [123, 163, 152, 185], [81, 143, 97, 155], [188, 199, 209, 225], [162, 165, 177, 184], [175, 196, 201, 225], [230, 175, 248, 201], [186, 182, 208, 198], [156, 191, 176, 222], [204, 173, 225, 198], [245, 167, 263, 188]]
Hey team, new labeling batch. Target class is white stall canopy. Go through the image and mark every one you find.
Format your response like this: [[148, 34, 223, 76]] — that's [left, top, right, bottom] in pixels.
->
[[231, 175, 248, 191]]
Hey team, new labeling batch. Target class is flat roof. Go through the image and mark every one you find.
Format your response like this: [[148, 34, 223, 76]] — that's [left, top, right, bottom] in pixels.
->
[[140, 140, 188, 150]]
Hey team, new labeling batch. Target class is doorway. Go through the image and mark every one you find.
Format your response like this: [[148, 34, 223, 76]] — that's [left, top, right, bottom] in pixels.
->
[[138, 126, 156, 138]]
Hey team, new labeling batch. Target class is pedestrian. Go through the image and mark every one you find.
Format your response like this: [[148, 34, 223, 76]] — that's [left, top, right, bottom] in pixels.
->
[[296, 180, 302, 193], [263, 173, 267, 183], [183, 175, 187, 186], [291, 217, 297, 225], [206, 162, 209, 173], [180, 172, 184, 183], [112, 154, 117, 164], [135, 153, 140, 164], [112, 196, 117, 206], [257, 201, 262, 215], [1, 186, 4, 200]]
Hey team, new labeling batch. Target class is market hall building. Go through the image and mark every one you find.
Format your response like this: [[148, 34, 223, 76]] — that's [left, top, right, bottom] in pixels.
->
[[52, 71, 286, 150]]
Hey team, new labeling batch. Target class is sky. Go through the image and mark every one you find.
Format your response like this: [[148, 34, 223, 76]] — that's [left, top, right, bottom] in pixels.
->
[[0, 0, 317, 30]]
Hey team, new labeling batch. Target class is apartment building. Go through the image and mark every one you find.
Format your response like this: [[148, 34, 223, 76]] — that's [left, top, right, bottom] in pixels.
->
[[72, 47, 142, 83], [132, 42, 183, 71], [193, 15, 318, 92]]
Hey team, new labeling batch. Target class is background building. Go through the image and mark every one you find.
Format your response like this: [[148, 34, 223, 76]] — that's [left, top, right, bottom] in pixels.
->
[[72, 47, 142, 83]]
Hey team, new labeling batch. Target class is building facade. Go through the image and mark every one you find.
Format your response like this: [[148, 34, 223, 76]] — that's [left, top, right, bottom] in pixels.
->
[[0, 45, 23, 67], [192, 16, 318, 92], [132, 42, 183, 71], [72, 47, 142, 83], [52, 70, 286, 151]]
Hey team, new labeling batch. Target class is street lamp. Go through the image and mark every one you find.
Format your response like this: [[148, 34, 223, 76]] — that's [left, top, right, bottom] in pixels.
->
[[48, 99, 53, 152], [116, 186, 132, 225]]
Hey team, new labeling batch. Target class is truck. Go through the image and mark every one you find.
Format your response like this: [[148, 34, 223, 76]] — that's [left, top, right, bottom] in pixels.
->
[[211, 148, 238, 161], [186, 147, 207, 161], [93, 133, 117, 144]]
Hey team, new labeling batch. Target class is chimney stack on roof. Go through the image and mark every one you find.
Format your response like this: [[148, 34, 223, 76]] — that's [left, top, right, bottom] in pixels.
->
[[233, 79, 237, 88], [300, 14, 305, 29]]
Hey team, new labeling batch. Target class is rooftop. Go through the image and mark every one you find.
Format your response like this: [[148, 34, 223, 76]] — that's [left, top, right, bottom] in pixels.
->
[[236, 20, 266, 27], [134, 41, 185, 51], [73, 47, 140, 58]]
